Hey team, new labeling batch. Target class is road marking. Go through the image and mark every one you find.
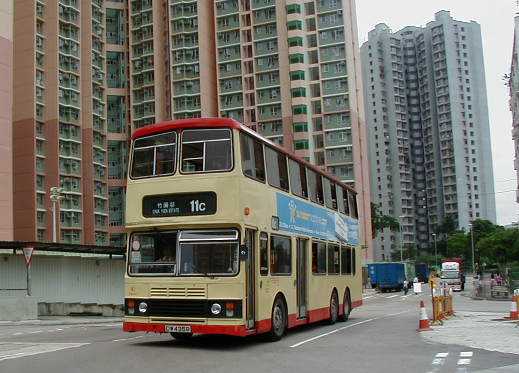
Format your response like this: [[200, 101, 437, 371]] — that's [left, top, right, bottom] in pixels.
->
[[27, 331, 42, 334], [111, 336, 144, 342], [362, 295, 374, 300], [385, 295, 399, 299], [432, 358, 445, 365], [56, 329, 63, 331], [435, 352, 449, 358], [386, 310, 412, 317], [290, 319, 375, 348], [457, 359, 471, 365], [12, 333, 23, 336], [460, 351, 473, 357], [0, 343, 90, 362]]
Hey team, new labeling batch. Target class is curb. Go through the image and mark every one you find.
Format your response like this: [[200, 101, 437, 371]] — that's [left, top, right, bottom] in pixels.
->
[[0, 318, 122, 327]]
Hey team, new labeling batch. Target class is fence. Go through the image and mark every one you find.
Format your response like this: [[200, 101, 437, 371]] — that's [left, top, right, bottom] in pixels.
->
[[0, 251, 124, 305]]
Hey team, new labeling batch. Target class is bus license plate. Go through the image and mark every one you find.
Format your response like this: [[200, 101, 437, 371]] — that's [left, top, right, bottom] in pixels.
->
[[165, 325, 192, 333]]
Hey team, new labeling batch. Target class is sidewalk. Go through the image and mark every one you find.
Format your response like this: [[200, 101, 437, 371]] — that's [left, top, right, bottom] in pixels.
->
[[0, 316, 122, 327], [421, 311, 519, 355]]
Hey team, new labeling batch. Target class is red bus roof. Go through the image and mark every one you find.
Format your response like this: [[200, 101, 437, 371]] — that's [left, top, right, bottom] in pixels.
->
[[131, 118, 357, 194]]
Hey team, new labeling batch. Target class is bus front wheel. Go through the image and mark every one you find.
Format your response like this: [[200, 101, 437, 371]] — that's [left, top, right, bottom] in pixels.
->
[[269, 297, 286, 341]]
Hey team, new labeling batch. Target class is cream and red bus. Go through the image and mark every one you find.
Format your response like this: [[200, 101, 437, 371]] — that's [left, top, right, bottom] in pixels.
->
[[123, 118, 362, 341]]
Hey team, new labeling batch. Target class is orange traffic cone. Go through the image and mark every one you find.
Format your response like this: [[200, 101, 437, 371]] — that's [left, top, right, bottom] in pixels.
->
[[417, 300, 432, 331], [509, 299, 518, 320]]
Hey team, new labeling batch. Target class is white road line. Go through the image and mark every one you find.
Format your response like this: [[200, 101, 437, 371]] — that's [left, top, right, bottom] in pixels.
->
[[27, 331, 42, 334], [362, 295, 374, 300], [0, 343, 90, 362], [435, 352, 449, 358], [111, 336, 144, 342], [385, 295, 399, 299], [432, 358, 445, 365], [457, 359, 471, 365], [460, 351, 473, 357], [386, 310, 412, 317], [290, 319, 375, 348], [12, 333, 23, 336], [56, 329, 63, 331]]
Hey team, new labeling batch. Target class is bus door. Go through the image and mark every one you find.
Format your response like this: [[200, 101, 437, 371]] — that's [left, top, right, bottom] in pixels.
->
[[296, 238, 308, 319], [244, 229, 256, 329]]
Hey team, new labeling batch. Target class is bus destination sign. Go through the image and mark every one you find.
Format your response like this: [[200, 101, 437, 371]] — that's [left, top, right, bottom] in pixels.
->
[[142, 192, 217, 218]]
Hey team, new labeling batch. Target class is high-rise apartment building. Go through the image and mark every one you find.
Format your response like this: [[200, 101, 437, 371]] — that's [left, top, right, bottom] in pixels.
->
[[0, 1, 14, 241], [510, 14, 519, 204], [106, 0, 131, 247], [213, 0, 372, 258], [14, 0, 110, 245], [11, 0, 372, 256], [361, 11, 496, 260]]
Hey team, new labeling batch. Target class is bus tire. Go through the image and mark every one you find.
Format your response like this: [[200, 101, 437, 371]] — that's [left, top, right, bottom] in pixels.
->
[[328, 290, 339, 324], [269, 297, 286, 341], [170, 332, 193, 340], [339, 290, 351, 322]]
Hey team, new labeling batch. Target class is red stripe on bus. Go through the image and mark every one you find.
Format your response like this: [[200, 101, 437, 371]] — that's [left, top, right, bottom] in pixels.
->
[[123, 321, 249, 337], [352, 299, 362, 308]]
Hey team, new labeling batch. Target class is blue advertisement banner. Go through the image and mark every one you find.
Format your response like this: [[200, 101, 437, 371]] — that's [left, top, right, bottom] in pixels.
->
[[276, 193, 359, 246]]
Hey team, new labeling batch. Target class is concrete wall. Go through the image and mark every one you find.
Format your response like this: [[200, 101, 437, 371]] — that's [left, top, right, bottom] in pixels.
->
[[0, 252, 124, 305]]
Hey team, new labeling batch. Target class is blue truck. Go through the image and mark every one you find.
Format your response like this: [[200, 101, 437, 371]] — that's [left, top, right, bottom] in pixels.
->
[[415, 263, 430, 283], [368, 262, 405, 292]]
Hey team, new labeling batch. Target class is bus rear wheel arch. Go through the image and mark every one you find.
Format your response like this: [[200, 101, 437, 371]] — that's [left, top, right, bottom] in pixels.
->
[[328, 289, 339, 324], [268, 294, 287, 341]]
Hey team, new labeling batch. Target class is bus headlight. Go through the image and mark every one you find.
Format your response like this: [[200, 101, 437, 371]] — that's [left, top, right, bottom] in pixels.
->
[[138, 301, 148, 313], [210, 303, 222, 315]]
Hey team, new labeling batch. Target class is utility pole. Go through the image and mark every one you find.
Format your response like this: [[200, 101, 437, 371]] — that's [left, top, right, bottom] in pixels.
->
[[399, 215, 405, 262], [432, 233, 437, 268], [469, 222, 475, 276], [50, 187, 64, 243]]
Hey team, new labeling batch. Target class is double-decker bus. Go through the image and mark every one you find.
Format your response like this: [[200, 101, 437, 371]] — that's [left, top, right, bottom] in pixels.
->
[[123, 118, 362, 341]]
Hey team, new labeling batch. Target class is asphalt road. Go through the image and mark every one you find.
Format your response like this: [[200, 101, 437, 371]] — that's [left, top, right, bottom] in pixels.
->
[[1, 289, 518, 373]]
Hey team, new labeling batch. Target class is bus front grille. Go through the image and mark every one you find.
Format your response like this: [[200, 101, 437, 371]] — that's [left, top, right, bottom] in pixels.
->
[[149, 286, 206, 298]]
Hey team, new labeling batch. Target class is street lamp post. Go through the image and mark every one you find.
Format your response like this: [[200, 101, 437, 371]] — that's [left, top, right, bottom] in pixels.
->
[[469, 222, 475, 276], [50, 187, 64, 243], [432, 233, 437, 268], [398, 215, 405, 262]]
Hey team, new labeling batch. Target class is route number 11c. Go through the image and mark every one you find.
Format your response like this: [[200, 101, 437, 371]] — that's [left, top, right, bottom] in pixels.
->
[[190, 199, 206, 213]]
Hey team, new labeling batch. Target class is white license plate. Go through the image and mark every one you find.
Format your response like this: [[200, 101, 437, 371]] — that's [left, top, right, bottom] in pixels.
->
[[165, 325, 192, 333]]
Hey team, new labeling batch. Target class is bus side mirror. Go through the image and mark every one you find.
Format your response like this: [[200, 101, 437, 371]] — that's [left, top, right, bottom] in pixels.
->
[[239, 245, 248, 260]]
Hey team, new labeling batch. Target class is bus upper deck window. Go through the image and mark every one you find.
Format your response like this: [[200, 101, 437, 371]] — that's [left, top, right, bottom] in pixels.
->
[[181, 129, 233, 173], [131, 131, 176, 178]]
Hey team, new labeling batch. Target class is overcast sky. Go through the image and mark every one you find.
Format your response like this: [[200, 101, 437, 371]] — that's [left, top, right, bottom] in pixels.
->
[[355, 0, 519, 226]]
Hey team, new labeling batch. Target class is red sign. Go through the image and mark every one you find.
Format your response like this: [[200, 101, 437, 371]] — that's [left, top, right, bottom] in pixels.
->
[[23, 247, 34, 267]]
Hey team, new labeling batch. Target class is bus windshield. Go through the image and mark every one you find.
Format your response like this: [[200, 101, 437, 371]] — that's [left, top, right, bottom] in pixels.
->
[[128, 231, 177, 275], [128, 229, 239, 276], [178, 230, 239, 276]]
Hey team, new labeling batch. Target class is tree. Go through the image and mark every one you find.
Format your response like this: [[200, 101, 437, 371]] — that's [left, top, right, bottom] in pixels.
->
[[446, 232, 470, 259], [437, 215, 457, 236], [371, 203, 400, 239], [476, 228, 519, 268]]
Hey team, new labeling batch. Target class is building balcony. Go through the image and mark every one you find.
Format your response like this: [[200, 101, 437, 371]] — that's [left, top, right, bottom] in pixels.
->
[[316, 0, 342, 13], [218, 46, 241, 62], [216, 1, 239, 16]]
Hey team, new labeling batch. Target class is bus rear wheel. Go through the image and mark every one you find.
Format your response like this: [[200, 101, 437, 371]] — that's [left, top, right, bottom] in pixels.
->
[[269, 297, 286, 341], [339, 291, 351, 322], [170, 332, 193, 341], [329, 291, 339, 324]]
